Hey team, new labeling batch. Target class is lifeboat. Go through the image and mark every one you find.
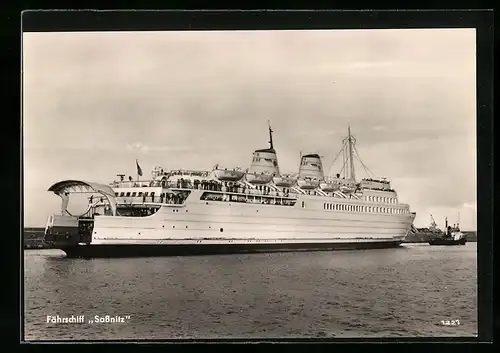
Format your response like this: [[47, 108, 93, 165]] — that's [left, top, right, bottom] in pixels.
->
[[297, 177, 320, 190], [339, 183, 357, 194], [214, 168, 245, 182], [273, 174, 297, 187], [245, 172, 273, 184], [320, 180, 340, 192]]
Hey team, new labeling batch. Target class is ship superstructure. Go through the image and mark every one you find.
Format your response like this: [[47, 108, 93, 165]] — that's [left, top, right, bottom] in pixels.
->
[[44, 125, 416, 258]]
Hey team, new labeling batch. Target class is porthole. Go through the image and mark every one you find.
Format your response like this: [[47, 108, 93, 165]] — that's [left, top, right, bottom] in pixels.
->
[[220, 228, 224, 232]]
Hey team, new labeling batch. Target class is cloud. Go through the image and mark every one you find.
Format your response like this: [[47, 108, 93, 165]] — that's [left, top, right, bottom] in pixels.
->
[[463, 202, 477, 212], [125, 142, 193, 154]]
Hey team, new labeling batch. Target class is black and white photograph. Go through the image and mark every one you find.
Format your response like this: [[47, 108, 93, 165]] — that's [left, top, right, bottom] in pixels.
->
[[22, 11, 488, 341]]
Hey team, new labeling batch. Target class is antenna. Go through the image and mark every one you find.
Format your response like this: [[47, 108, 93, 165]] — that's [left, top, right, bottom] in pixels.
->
[[267, 120, 274, 150]]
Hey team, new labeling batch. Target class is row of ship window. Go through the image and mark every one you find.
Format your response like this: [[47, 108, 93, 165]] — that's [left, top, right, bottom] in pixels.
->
[[115, 191, 397, 204], [116, 191, 153, 197], [251, 157, 275, 163], [365, 195, 396, 203], [365, 196, 397, 203], [323, 202, 408, 214]]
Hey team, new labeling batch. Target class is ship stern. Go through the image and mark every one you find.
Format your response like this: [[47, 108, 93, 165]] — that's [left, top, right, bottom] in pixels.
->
[[44, 214, 80, 247]]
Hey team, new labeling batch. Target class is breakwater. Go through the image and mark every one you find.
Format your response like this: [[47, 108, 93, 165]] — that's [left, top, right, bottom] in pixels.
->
[[24, 227, 52, 249]]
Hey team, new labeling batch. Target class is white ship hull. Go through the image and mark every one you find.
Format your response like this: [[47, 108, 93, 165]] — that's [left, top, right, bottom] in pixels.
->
[[53, 191, 415, 258]]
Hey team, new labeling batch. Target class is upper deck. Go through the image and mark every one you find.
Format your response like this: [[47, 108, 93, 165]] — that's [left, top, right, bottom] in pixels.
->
[[108, 168, 402, 209]]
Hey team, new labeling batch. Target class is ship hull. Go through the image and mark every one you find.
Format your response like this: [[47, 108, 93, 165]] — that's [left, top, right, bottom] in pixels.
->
[[59, 240, 403, 258], [47, 189, 414, 258], [428, 238, 467, 246]]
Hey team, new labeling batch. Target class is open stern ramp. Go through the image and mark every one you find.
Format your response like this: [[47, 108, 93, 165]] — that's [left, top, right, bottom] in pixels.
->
[[45, 180, 118, 247], [48, 179, 117, 216]]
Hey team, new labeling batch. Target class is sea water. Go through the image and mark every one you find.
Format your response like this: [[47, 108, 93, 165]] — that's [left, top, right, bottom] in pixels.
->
[[23, 243, 477, 340]]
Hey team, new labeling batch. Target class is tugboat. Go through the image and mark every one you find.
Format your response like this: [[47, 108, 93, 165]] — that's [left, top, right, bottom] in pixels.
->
[[428, 216, 467, 246]]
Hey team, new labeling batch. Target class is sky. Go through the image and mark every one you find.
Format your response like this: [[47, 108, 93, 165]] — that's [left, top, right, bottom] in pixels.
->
[[22, 29, 477, 229]]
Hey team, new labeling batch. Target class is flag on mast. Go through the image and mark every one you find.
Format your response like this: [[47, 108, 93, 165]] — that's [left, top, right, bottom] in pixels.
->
[[136, 159, 143, 177]]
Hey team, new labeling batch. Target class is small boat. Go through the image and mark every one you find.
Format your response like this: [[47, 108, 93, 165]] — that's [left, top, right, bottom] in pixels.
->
[[213, 167, 245, 182], [245, 172, 273, 184], [320, 180, 341, 192], [340, 183, 356, 194], [428, 217, 467, 246], [273, 174, 297, 187], [297, 177, 320, 189]]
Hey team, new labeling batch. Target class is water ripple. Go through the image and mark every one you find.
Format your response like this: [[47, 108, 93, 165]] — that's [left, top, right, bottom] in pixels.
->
[[24, 243, 477, 340]]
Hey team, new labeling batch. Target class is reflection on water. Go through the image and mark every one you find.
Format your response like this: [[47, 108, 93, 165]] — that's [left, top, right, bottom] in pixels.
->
[[24, 243, 477, 340]]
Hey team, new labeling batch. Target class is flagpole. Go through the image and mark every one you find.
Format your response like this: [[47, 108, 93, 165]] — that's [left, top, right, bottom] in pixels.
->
[[136, 159, 139, 183]]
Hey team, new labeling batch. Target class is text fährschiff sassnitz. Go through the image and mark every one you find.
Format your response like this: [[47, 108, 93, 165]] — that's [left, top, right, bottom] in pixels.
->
[[46, 315, 131, 324]]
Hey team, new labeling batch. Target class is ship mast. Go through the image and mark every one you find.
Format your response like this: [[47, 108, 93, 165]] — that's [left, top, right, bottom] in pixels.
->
[[347, 126, 356, 181], [328, 126, 371, 180]]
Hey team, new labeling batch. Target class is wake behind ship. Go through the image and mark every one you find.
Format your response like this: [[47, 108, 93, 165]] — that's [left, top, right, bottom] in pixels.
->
[[44, 125, 416, 258]]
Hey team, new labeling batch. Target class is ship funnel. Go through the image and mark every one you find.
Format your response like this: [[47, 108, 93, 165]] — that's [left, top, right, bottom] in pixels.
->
[[249, 148, 279, 175], [298, 154, 325, 180], [246, 123, 280, 184]]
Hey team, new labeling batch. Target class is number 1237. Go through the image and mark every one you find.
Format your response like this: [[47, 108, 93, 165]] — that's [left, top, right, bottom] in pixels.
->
[[441, 320, 460, 326]]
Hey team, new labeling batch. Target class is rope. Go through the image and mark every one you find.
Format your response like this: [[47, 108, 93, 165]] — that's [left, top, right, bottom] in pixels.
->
[[339, 150, 349, 176], [353, 145, 375, 178], [326, 139, 348, 176]]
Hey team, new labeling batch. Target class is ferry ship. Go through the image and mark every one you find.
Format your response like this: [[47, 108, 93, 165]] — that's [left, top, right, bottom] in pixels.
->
[[43, 125, 416, 258]]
